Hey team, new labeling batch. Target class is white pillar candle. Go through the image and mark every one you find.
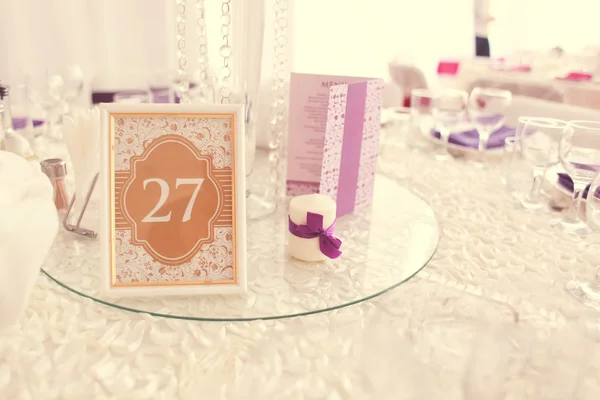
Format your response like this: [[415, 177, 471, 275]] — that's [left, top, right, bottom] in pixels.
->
[[288, 193, 341, 262]]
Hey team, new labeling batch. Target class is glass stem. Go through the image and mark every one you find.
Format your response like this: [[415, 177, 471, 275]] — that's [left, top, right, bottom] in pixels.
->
[[526, 171, 544, 203], [563, 184, 585, 222], [441, 127, 450, 151], [478, 132, 488, 153]]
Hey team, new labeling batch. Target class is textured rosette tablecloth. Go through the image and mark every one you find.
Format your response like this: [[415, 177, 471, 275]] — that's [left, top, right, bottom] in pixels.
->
[[0, 138, 598, 399]]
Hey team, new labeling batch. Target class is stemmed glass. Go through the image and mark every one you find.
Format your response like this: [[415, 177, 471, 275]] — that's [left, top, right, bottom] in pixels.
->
[[467, 87, 512, 165], [552, 120, 600, 235], [409, 88, 434, 150], [60, 65, 84, 111], [431, 89, 468, 161], [26, 72, 64, 139], [26, 65, 84, 140], [228, 0, 273, 220], [516, 117, 567, 210], [566, 171, 600, 309], [147, 69, 175, 103]]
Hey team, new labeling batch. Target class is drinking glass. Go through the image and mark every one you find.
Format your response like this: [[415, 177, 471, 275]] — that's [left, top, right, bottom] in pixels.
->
[[566, 172, 600, 309], [357, 283, 519, 399], [113, 90, 150, 104], [409, 88, 434, 150], [500, 137, 520, 186], [26, 65, 84, 138], [60, 64, 84, 111], [219, 0, 273, 220], [148, 70, 175, 103], [516, 117, 567, 211], [502, 136, 541, 202], [552, 120, 600, 235], [26, 72, 64, 139], [468, 87, 512, 164], [431, 89, 468, 161], [382, 107, 411, 149]]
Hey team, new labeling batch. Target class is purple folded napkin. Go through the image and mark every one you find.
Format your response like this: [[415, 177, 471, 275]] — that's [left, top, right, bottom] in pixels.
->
[[12, 117, 44, 131], [432, 125, 515, 149], [556, 173, 600, 199]]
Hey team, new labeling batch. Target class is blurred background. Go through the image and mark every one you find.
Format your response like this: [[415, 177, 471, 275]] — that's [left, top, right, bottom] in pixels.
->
[[3, 0, 600, 145], [2, 0, 599, 82]]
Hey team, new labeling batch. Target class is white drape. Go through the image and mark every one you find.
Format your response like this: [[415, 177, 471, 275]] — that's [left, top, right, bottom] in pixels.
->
[[0, 0, 275, 89], [0, 0, 474, 86], [0, 0, 474, 146], [491, 0, 600, 56], [2, 0, 600, 84], [292, 0, 473, 84]]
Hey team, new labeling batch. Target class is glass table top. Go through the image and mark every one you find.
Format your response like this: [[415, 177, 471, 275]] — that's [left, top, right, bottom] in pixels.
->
[[42, 173, 439, 321]]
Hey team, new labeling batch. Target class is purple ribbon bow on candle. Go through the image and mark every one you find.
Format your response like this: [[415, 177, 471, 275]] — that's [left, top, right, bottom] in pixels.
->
[[288, 212, 343, 259]]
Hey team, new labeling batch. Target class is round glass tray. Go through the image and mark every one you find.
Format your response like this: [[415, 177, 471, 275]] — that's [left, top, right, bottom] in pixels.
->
[[42, 174, 439, 321]]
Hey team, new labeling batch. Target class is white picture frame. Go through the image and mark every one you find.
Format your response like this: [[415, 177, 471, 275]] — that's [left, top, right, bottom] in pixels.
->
[[99, 103, 246, 297]]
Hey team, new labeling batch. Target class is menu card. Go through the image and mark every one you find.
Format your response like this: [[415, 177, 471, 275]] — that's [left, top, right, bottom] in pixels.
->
[[287, 73, 384, 217]]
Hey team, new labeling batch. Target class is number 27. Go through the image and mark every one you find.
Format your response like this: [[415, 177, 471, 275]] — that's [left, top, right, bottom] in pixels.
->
[[141, 178, 205, 223]]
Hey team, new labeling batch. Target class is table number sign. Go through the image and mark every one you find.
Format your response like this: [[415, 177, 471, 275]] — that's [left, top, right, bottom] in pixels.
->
[[99, 104, 247, 297], [287, 73, 384, 217]]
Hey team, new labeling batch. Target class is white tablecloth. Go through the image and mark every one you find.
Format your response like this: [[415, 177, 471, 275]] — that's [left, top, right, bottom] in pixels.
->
[[1, 138, 598, 399]]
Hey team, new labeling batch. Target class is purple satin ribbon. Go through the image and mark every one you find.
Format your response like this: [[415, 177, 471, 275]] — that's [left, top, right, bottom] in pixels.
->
[[288, 212, 342, 259]]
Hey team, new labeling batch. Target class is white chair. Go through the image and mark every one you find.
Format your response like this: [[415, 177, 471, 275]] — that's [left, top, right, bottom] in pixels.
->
[[388, 62, 428, 107]]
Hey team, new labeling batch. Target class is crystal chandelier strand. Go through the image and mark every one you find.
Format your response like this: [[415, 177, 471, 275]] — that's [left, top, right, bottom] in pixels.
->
[[268, 0, 290, 202], [175, 0, 191, 104], [219, 0, 232, 104], [195, 0, 210, 101]]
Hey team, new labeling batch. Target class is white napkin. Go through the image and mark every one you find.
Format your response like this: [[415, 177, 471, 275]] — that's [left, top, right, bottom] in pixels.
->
[[62, 108, 100, 212], [0, 150, 58, 328], [2, 130, 37, 165]]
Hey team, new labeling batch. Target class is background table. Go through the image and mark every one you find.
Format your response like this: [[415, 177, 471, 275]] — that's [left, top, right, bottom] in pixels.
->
[[0, 135, 597, 399], [437, 57, 600, 110]]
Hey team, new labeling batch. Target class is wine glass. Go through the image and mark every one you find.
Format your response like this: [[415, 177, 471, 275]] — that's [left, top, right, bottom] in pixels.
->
[[409, 88, 434, 150], [60, 64, 84, 111], [516, 117, 567, 211], [500, 136, 532, 199], [148, 69, 175, 103], [552, 120, 600, 236], [468, 87, 512, 165], [26, 72, 64, 139], [359, 283, 519, 399], [431, 89, 468, 161], [566, 171, 600, 309]]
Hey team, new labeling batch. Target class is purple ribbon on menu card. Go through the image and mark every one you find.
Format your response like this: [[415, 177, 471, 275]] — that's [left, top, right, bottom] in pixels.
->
[[285, 73, 383, 218], [319, 79, 383, 217], [288, 212, 342, 259]]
